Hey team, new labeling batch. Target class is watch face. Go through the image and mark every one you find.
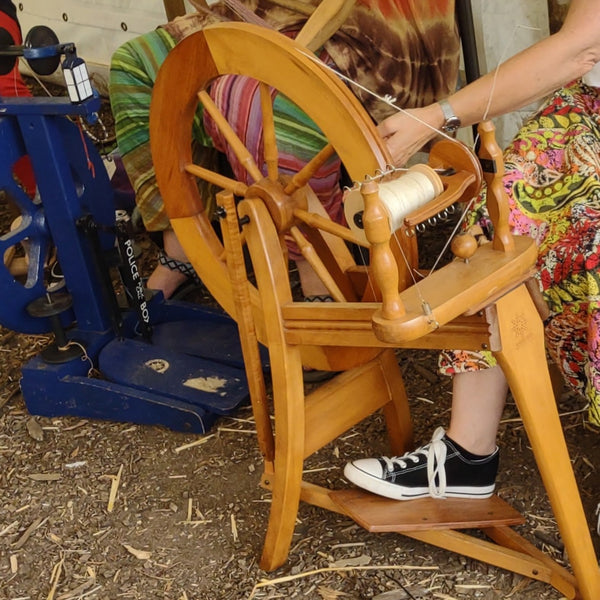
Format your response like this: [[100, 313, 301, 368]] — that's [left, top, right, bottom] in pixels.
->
[[443, 117, 461, 132], [439, 99, 460, 133]]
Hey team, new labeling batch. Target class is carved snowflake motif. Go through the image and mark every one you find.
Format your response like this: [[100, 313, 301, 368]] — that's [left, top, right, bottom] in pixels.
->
[[511, 313, 528, 338]]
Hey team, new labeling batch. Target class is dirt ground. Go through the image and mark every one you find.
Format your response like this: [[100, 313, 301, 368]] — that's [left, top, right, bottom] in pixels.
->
[[1, 323, 598, 600], [0, 87, 599, 600]]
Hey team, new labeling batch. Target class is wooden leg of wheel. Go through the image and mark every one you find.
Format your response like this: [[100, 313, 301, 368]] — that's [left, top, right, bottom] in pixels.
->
[[260, 348, 412, 570], [378, 349, 414, 455], [259, 344, 305, 572], [491, 285, 600, 600]]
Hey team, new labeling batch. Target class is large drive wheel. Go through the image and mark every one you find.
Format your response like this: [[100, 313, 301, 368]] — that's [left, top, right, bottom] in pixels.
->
[[150, 22, 403, 330]]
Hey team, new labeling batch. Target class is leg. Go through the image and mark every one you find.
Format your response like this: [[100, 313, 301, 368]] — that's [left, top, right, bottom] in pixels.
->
[[492, 285, 600, 600], [447, 366, 507, 456], [146, 229, 191, 298], [259, 344, 306, 571], [344, 367, 502, 501], [110, 29, 176, 233], [110, 31, 209, 300]]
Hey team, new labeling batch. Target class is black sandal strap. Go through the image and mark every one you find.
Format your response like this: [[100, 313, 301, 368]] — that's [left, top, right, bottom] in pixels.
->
[[158, 251, 200, 283], [303, 294, 334, 302]]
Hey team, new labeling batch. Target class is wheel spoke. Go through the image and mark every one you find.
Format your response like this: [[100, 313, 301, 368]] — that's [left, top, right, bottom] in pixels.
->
[[289, 225, 347, 301], [293, 207, 367, 247], [284, 143, 336, 195], [184, 162, 248, 197], [151, 23, 391, 323], [197, 89, 264, 183], [259, 83, 279, 182]]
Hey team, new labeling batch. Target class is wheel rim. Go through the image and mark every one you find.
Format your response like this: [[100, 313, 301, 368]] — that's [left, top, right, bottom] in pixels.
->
[[150, 22, 395, 322]]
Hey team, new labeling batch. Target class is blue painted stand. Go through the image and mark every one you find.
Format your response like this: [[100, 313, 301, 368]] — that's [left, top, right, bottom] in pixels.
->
[[0, 88, 256, 433]]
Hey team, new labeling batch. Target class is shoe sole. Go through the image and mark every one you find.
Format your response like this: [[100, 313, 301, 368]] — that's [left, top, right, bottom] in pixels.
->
[[344, 462, 495, 501]]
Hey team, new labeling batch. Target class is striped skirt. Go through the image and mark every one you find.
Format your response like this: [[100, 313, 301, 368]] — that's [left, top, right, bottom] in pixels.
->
[[109, 27, 343, 239]]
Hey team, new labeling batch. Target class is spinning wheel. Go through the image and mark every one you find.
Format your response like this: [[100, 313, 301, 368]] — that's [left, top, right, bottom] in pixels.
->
[[150, 22, 600, 600]]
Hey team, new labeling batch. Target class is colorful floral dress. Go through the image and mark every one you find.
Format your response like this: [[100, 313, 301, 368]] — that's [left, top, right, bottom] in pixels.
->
[[439, 79, 600, 427]]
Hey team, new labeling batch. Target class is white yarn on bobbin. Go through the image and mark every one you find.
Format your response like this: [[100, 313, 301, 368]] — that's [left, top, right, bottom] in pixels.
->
[[344, 164, 443, 244]]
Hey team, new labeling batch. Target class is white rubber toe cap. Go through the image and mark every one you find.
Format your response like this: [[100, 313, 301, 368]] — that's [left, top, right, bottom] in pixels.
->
[[344, 459, 384, 482]]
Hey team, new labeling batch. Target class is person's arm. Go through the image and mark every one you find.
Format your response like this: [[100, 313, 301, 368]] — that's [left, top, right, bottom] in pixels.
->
[[379, 0, 600, 165]]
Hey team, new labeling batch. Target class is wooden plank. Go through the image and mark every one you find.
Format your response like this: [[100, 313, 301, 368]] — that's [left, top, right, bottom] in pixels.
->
[[485, 526, 577, 598], [303, 353, 398, 457], [282, 304, 491, 350], [406, 529, 555, 586], [295, 0, 357, 52], [330, 489, 525, 532]]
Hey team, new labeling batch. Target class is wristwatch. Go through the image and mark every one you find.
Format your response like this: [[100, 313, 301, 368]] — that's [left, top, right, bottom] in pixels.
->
[[438, 98, 461, 133]]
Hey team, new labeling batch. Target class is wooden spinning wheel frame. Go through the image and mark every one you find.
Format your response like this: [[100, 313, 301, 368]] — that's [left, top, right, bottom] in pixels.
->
[[150, 22, 600, 600]]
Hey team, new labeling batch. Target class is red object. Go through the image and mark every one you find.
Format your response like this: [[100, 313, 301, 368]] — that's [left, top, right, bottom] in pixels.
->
[[0, 9, 31, 97], [1, 7, 37, 197]]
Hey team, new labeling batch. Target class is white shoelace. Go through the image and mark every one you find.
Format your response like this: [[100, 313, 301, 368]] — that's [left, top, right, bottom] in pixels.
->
[[381, 427, 448, 498]]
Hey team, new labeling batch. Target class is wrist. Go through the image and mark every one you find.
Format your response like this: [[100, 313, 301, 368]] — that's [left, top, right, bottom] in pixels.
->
[[437, 98, 461, 133]]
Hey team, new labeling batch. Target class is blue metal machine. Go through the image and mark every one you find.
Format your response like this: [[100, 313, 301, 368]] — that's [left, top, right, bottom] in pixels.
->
[[0, 29, 252, 433]]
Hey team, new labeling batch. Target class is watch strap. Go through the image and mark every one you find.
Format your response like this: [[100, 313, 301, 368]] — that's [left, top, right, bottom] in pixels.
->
[[439, 98, 461, 133]]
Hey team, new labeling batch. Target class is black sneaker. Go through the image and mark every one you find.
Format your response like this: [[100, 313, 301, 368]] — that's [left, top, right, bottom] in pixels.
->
[[344, 427, 499, 500]]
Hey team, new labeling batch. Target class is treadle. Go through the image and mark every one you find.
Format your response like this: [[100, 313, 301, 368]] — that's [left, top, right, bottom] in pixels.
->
[[98, 337, 248, 415], [329, 488, 525, 532], [330, 487, 578, 599], [151, 319, 269, 370]]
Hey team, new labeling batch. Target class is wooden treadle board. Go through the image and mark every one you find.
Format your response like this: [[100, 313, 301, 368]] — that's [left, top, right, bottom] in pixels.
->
[[330, 489, 525, 532]]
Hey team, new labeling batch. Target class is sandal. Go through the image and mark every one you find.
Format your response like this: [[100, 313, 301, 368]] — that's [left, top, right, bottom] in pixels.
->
[[155, 250, 207, 301], [158, 250, 202, 284]]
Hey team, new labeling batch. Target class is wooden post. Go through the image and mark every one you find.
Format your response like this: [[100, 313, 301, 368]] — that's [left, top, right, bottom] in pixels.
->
[[361, 180, 405, 319], [218, 191, 275, 472], [163, 0, 187, 22], [491, 285, 600, 600]]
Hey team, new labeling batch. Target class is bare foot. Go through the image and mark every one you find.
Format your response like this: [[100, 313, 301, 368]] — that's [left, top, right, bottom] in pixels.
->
[[295, 258, 330, 298], [147, 229, 192, 299], [146, 264, 188, 299]]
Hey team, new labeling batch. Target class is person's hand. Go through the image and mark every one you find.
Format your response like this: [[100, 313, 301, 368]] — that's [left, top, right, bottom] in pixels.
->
[[377, 105, 442, 166]]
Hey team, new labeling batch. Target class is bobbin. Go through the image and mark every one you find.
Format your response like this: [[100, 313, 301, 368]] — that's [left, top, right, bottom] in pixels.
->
[[343, 163, 444, 244]]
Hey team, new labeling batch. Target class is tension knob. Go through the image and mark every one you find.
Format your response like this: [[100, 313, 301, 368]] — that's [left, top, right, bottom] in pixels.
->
[[451, 233, 478, 261]]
